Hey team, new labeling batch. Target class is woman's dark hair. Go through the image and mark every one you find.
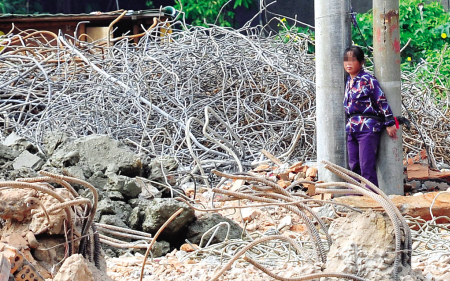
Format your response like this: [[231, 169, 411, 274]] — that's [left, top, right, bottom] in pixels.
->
[[344, 45, 365, 64]]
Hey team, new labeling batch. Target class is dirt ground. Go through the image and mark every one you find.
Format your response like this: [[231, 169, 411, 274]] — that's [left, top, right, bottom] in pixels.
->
[[104, 190, 450, 281]]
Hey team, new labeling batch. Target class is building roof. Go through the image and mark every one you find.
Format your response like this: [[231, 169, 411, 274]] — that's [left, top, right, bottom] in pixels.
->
[[0, 7, 175, 23]]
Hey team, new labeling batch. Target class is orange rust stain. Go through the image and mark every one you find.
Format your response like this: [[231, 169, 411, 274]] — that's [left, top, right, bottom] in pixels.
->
[[378, 9, 400, 36], [383, 9, 399, 24]]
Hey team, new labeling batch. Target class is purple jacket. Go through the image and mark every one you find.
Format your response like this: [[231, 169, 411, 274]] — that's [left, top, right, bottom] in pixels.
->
[[343, 70, 395, 133]]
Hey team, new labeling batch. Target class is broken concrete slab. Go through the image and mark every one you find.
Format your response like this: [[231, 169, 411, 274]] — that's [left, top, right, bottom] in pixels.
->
[[148, 157, 178, 184], [95, 199, 133, 225], [325, 211, 396, 279], [99, 215, 129, 229], [3, 132, 38, 153], [12, 150, 43, 170], [334, 192, 450, 222], [47, 134, 144, 178], [128, 207, 141, 230], [106, 174, 141, 199], [42, 131, 69, 156], [107, 191, 124, 200], [62, 165, 86, 180], [137, 179, 162, 200]]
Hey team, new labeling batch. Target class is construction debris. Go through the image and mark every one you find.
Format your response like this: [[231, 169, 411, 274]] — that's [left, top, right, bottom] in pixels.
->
[[0, 242, 45, 281], [0, 172, 102, 280], [0, 9, 449, 281], [334, 192, 450, 222], [0, 132, 449, 280]]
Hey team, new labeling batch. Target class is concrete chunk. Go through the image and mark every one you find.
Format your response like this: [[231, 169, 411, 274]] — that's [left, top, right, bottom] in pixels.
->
[[12, 150, 43, 170], [0, 143, 19, 164]]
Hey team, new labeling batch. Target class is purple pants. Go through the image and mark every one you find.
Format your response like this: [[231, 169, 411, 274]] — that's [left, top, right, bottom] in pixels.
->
[[347, 131, 381, 187]]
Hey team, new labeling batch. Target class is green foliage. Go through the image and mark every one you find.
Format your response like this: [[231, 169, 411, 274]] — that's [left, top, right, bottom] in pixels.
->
[[352, 11, 373, 49], [352, 0, 449, 63], [0, 0, 42, 14], [352, 0, 450, 94], [174, 0, 253, 27], [399, 0, 450, 61], [276, 18, 315, 53]]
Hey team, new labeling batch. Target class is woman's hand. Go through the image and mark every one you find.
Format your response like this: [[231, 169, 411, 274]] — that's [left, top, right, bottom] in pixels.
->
[[386, 125, 398, 139]]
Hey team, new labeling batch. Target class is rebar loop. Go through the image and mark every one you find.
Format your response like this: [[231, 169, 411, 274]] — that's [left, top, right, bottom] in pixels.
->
[[406, 192, 450, 260], [317, 160, 413, 281], [95, 223, 153, 239], [18, 176, 79, 199], [31, 198, 91, 218], [315, 181, 404, 281], [97, 227, 152, 242], [211, 169, 331, 246], [0, 19, 316, 191], [98, 234, 150, 249]]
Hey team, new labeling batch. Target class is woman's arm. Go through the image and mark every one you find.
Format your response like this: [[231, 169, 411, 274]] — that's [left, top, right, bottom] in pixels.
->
[[371, 78, 398, 139]]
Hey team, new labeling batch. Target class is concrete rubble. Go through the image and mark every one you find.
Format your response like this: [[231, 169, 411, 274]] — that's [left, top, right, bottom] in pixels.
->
[[0, 133, 225, 279], [0, 133, 448, 281], [324, 211, 423, 280]]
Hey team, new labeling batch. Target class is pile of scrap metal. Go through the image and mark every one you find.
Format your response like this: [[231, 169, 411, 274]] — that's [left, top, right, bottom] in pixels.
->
[[0, 172, 100, 280]]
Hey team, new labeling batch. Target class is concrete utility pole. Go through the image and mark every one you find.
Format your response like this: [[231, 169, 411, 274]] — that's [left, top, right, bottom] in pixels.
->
[[373, 0, 404, 195], [315, 0, 351, 182]]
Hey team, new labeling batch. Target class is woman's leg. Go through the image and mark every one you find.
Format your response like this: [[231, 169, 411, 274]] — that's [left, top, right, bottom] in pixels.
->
[[347, 132, 361, 175], [357, 131, 382, 187]]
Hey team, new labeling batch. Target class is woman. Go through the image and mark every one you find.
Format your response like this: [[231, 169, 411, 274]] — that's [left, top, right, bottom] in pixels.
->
[[343, 46, 398, 187]]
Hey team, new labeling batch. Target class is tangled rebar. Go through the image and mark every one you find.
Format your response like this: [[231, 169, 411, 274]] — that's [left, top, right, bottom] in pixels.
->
[[0, 13, 450, 188], [400, 48, 450, 168], [0, 17, 315, 188], [407, 191, 450, 259]]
